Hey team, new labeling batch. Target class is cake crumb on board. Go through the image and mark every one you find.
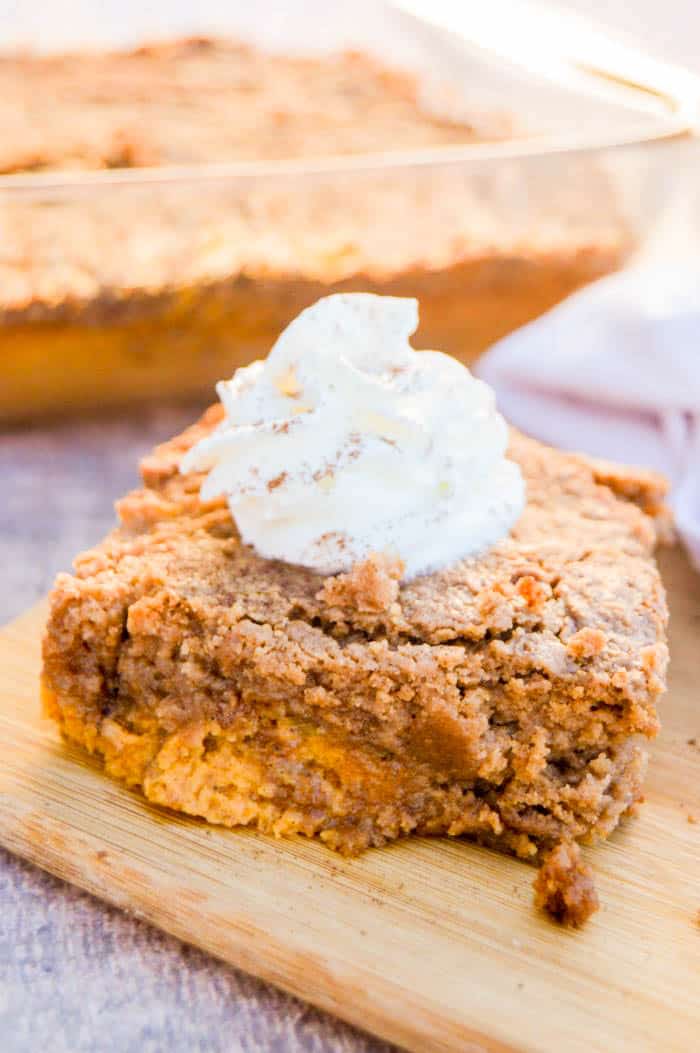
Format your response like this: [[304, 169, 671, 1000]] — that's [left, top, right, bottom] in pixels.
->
[[533, 842, 599, 928]]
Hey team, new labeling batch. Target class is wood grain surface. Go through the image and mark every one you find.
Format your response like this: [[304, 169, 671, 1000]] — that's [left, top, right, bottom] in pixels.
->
[[0, 545, 698, 1053]]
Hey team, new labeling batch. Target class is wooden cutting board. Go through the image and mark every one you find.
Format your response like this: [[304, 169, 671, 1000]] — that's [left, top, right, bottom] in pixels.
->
[[1, 546, 698, 1053]]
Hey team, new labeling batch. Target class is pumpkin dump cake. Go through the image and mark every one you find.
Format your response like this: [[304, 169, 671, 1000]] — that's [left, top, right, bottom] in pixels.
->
[[42, 296, 669, 903], [1, 36, 627, 421]]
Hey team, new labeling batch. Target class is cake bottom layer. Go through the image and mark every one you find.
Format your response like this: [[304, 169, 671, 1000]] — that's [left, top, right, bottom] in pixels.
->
[[4, 249, 618, 422], [42, 681, 646, 858]]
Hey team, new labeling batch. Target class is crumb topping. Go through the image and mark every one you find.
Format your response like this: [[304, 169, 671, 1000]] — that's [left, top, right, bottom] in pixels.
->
[[0, 41, 626, 326], [317, 552, 404, 614]]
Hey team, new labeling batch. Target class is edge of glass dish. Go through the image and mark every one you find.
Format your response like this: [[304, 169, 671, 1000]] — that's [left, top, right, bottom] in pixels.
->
[[1, 0, 698, 197]]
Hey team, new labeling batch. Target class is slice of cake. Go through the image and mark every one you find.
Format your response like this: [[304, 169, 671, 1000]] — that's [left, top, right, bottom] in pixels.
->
[[42, 296, 668, 871]]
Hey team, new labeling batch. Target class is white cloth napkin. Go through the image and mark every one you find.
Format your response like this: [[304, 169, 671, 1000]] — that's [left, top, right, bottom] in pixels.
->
[[476, 261, 700, 567]]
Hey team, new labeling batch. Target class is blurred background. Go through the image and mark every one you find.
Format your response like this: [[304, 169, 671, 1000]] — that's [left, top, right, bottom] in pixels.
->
[[1, 2, 698, 1051]]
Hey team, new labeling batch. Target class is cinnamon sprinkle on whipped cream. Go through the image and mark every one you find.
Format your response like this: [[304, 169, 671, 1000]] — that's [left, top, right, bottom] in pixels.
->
[[181, 293, 524, 578]]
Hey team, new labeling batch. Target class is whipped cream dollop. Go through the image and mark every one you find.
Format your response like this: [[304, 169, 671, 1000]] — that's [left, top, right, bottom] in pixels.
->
[[181, 294, 524, 579]]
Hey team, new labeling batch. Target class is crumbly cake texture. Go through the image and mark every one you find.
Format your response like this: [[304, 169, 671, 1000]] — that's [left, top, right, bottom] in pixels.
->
[[0, 38, 509, 174], [1, 38, 627, 420], [42, 405, 670, 865], [533, 841, 599, 926]]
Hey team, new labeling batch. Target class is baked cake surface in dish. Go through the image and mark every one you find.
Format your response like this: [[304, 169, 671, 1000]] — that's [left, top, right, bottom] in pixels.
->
[[0, 37, 509, 173], [42, 404, 670, 859], [1, 37, 627, 420]]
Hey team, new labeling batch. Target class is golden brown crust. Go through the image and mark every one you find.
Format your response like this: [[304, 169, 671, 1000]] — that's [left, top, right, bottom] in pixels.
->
[[0, 38, 626, 328], [0, 249, 629, 425], [0, 169, 625, 332], [316, 552, 404, 615], [576, 452, 674, 543], [533, 841, 599, 927], [0, 35, 510, 327], [0, 38, 506, 175], [0, 37, 630, 423], [41, 408, 669, 857]]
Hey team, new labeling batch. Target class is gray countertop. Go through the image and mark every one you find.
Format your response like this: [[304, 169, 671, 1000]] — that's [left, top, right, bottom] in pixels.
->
[[0, 406, 393, 1053]]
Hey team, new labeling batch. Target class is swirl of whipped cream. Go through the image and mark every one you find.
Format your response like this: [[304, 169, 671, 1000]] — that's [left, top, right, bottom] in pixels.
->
[[181, 293, 524, 579]]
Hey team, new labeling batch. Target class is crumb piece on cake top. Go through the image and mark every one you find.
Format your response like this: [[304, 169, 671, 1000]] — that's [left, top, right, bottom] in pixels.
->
[[317, 552, 404, 614]]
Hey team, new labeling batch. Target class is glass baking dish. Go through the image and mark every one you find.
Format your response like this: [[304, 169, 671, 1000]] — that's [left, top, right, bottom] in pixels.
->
[[1, 0, 697, 422]]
